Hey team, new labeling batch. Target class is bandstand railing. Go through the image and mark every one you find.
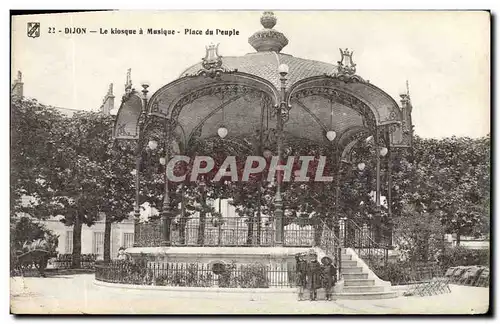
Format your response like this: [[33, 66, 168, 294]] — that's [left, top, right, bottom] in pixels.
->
[[134, 217, 317, 247], [318, 220, 342, 279], [95, 260, 299, 288]]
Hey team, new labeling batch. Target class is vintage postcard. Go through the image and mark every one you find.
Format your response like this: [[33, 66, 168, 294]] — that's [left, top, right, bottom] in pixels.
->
[[10, 10, 490, 315]]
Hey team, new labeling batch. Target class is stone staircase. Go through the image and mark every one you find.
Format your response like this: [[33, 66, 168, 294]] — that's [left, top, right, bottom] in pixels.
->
[[334, 248, 398, 300]]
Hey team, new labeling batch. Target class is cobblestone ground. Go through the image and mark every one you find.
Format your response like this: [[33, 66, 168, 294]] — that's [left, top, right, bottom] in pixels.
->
[[10, 274, 489, 315]]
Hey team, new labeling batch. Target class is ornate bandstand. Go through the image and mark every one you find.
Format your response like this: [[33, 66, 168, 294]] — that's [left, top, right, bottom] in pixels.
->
[[112, 12, 413, 288]]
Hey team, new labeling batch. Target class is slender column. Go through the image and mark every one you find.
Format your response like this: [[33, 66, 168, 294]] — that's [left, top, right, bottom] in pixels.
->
[[375, 129, 381, 207], [134, 83, 149, 247], [374, 128, 382, 243], [133, 144, 141, 247], [386, 130, 393, 246], [274, 74, 287, 246], [161, 123, 172, 246], [334, 157, 342, 224]]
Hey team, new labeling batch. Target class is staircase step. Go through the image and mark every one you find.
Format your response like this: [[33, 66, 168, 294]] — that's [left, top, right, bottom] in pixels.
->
[[343, 285, 385, 293], [342, 273, 368, 280], [341, 254, 352, 261], [341, 260, 358, 267], [335, 291, 398, 300], [342, 266, 363, 274], [344, 279, 375, 286]]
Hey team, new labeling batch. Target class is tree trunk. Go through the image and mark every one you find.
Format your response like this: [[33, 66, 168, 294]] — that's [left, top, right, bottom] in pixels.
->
[[313, 217, 322, 247], [257, 199, 262, 245], [246, 210, 254, 246], [103, 214, 112, 262], [456, 229, 461, 246], [71, 213, 82, 268], [197, 192, 207, 246], [197, 211, 206, 246], [180, 189, 186, 245]]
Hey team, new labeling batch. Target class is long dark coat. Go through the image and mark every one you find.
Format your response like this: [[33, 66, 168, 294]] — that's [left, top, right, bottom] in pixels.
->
[[296, 259, 308, 288], [321, 264, 337, 289], [306, 260, 322, 290]]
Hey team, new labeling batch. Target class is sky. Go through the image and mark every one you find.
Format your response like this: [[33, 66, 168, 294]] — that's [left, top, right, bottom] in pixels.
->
[[11, 10, 490, 139]]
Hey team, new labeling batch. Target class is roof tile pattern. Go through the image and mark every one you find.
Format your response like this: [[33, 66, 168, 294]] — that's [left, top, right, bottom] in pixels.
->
[[181, 52, 338, 90]]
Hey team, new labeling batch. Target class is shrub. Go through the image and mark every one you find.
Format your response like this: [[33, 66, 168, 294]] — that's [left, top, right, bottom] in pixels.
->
[[237, 263, 269, 288], [373, 262, 412, 285], [439, 246, 490, 270]]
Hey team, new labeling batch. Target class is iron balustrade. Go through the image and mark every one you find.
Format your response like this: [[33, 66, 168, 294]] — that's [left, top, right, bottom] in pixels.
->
[[317, 220, 342, 281], [341, 219, 390, 271], [135, 217, 317, 247], [95, 260, 299, 288]]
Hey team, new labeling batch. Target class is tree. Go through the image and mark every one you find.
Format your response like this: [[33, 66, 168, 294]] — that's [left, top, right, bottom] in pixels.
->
[[391, 135, 490, 249], [86, 115, 136, 262], [40, 112, 116, 267], [10, 96, 64, 217]]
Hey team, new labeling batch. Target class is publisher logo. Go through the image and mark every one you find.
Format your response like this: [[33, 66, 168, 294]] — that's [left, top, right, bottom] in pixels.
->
[[27, 22, 40, 38]]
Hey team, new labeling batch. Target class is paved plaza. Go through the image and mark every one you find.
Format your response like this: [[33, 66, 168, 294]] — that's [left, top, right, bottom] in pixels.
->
[[10, 274, 489, 315]]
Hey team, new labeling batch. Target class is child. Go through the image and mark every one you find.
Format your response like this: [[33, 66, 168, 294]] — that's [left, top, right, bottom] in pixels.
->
[[306, 252, 321, 301], [117, 247, 127, 260], [321, 256, 337, 301]]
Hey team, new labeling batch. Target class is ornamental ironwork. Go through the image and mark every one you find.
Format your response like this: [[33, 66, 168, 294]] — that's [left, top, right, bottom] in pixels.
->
[[170, 84, 267, 128], [291, 86, 377, 131]]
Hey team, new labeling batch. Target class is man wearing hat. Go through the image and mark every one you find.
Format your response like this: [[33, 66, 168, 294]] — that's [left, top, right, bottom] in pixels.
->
[[306, 251, 321, 301], [295, 253, 308, 300]]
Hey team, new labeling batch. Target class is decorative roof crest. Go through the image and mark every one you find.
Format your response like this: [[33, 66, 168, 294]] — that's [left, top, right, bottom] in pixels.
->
[[337, 48, 357, 75], [198, 43, 225, 78]]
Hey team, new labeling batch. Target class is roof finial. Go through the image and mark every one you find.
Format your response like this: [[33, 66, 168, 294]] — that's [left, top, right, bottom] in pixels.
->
[[17, 71, 22, 82], [261, 11, 277, 29], [249, 11, 288, 53], [406, 80, 410, 97]]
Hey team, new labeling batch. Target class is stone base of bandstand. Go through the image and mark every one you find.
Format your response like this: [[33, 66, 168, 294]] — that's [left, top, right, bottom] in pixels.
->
[[125, 246, 313, 286]]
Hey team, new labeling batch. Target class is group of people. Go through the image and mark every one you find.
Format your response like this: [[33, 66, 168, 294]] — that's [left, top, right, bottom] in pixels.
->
[[295, 250, 337, 301]]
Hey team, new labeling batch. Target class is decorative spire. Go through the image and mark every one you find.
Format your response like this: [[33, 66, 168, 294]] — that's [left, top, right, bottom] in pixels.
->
[[400, 80, 411, 106], [125, 68, 132, 91], [248, 12, 289, 53], [12, 70, 24, 97], [100, 83, 115, 116]]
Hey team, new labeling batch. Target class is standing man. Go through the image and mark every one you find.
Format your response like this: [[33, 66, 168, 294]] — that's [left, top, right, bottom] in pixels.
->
[[306, 251, 321, 301], [295, 253, 307, 300], [321, 256, 337, 301]]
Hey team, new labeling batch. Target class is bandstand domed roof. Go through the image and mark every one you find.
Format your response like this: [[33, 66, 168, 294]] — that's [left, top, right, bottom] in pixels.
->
[[114, 12, 412, 158], [180, 52, 340, 92]]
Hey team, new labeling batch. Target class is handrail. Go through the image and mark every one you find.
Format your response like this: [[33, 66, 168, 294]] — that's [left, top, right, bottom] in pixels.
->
[[343, 218, 390, 271], [317, 219, 342, 279]]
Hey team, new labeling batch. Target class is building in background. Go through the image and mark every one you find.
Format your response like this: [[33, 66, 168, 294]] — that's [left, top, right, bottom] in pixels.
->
[[13, 71, 134, 260]]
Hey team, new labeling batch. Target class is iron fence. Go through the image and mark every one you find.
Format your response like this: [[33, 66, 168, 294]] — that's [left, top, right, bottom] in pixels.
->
[[50, 254, 96, 269], [95, 260, 299, 288], [341, 219, 390, 271], [318, 220, 342, 278]]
